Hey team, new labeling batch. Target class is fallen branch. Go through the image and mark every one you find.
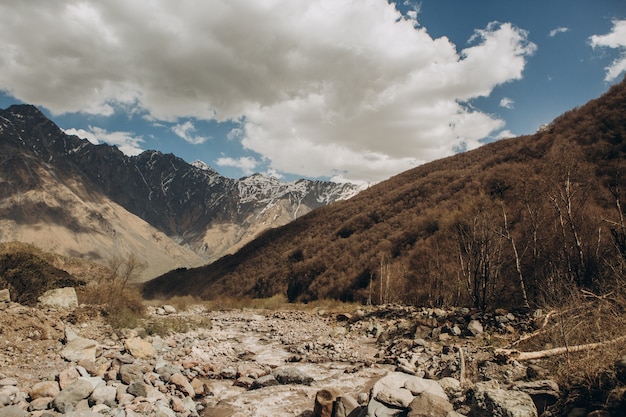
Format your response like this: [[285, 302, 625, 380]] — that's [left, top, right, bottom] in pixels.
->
[[505, 309, 558, 349], [495, 334, 626, 362]]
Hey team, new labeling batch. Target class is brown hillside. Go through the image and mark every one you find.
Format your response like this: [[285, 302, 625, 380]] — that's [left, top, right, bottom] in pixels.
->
[[143, 78, 626, 309]]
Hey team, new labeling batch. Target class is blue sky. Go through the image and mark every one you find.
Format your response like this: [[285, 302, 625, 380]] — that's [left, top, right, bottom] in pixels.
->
[[0, 0, 624, 183]]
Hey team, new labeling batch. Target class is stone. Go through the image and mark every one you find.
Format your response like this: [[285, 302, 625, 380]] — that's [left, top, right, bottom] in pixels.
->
[[59, 366, 81, 389], [61, 336, 98, 363], [407, 392, 453, 417], [404, 377, 448, 401], [162, 305, 177, 314], [234, 376, 255, 389], [38, 287, 78, 309], [169, 372, 195, 397], [313, 388, 343, 417], [155, 363, 181, 382], [0, 288, 10, 303], [53, 379, 95, 413], [513, 380, 560, 414], [371, 372, 420, 409], [438, 377, 462, 395], [28, 396, 53, 411], [124, 337, 156, 359], [29, 381, 60, 400], [467, 320, 483, 336], [251, 374, 279, 390], [0, 378, 17, 386], [119, 364, 144, 385], [273, 366, 314, 385], [366, 398, 406, 417], [471, 388, 538, 417], [334, 394, 360, 417], [89, 384, 117, 407], [127, 382, 149, 398], [0, 406, 27, 417]]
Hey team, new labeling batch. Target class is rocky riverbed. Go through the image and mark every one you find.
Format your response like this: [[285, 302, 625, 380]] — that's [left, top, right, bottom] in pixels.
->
[[0, 290, 624, 417]]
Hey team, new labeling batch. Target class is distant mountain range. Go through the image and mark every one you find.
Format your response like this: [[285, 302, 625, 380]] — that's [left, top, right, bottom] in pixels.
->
[[0, 105, 363, 280], [143, 79, 626, 308]]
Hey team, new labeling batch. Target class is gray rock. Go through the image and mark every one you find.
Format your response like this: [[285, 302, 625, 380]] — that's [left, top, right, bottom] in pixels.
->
[[89, 384, 117, 407], [0, 406, 27, 417], [29, 380, 60, 400], [0, 288, 10, 303], [273, 367, 314, 385], [365, 398, 406, 417], [467, 320, 483, 336], [119, 364, 144, 385], [61, 336, 98, 363], [471, 388, 538, 417], [251, 374, 279, 390], [155, 363, 181, 382], [127, 382, 149, 398], [38, 287, 78, 309], [28, 396, 53, 411], [404, 377, 448, 400], [407, 392, 453, 417], [513, 380, 559, 415], [371, 372, 418, 409], [53, 379, 95, 413], [334, 394, 360, 417], [0, 378, 17, 386]]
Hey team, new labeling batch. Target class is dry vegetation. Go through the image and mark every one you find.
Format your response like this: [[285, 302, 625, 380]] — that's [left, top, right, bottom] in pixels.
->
[[143, 79, 626, 312]]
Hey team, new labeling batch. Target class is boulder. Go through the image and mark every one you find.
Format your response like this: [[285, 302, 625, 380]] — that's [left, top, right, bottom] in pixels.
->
[[371, 372, 418, 409], [467, 320, 483, 336], [273, 367, 314, 385], [0, 288, 10, 303], [251, 374, 279, 390], [169, 372, 195, 397], [61, 336, 98, 362], [0, 406, 27, 417], [29, 380, 60, 399], [53, 379, 95, 413], [123, 337, 156, 359], [407, 392, 454, 417], [89, 384, 117, 406], [471, 387, 538, 417], [366, 398, 406, 417], [334, 394, 361, 417], [119, 364, 144, 385], [313, 388, 343, 417], [513, 380, 559, 414], [38, 287, 79, 309]]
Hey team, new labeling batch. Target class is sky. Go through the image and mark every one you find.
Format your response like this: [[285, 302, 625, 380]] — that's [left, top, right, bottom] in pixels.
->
[[0, 1, 625, 184]]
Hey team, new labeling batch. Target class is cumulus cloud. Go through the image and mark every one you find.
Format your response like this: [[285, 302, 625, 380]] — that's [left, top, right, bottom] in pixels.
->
[[64, 126, 144, 155], [590, 19, 626, 82], [549, 27, 569, 37], [216, 156, 258, 176], [0, 0, 536, 182], [172, 121, 209, 144], [499, 97, 515, 109]]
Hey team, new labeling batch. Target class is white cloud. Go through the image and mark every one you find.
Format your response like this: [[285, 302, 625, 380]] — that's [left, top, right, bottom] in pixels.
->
[[549, 27, 569, 37], [215, 156, 258, 176], [64, 126, 143, 155], [590, 19, 626, 82], [496, 130, 515, 139], [0, 1, 536, 182], [499, 97, 514, 109], [172, 121, 209, 144]]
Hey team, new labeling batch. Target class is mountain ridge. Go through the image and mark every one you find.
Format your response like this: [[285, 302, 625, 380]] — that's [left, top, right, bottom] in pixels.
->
[[0, 104, 363, 279], [142, 78, 626, 307]]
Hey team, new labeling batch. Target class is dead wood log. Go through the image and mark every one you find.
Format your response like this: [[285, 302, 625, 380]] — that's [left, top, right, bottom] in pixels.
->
[[495, 334, 626, 362]]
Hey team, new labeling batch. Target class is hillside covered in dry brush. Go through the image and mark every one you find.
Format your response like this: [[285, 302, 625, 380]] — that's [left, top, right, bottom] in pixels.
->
[[143, 79, 626, 311]]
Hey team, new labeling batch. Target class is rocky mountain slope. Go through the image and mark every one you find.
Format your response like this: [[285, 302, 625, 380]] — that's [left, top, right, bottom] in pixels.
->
[[143, 79, 626, 306], [0, 105, 362, 280]]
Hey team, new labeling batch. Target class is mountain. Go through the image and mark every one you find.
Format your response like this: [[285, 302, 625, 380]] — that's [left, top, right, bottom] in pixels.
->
[[142, 79, 626, 309], [0, 105, 363, 280]]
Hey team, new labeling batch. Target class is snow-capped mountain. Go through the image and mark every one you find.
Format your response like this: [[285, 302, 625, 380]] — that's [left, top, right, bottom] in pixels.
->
[[0, 105, 364, 275]]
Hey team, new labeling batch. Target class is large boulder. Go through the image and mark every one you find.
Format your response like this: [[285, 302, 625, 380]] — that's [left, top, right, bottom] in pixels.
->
[[38, 287, 78, 309], [471, 385, 538, 417], [52, 379, 95, 413], [123, 337, 156, 359]]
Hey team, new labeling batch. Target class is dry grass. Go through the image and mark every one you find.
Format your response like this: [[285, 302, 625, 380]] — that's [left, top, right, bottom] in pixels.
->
[[516, 282, 626, 411]]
